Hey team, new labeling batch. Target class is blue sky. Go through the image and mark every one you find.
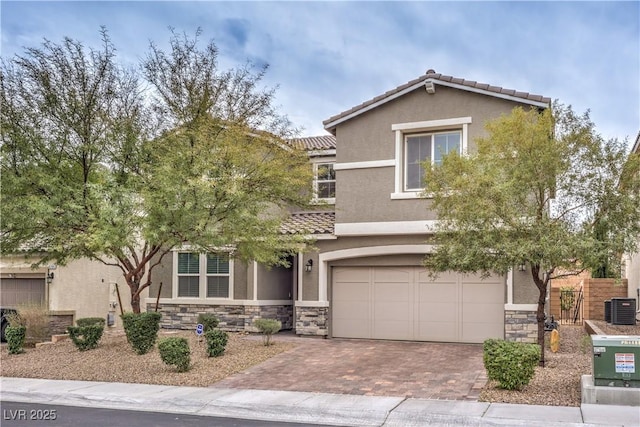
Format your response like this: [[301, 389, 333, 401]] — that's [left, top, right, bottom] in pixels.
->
[[2, 1, 638, 147]]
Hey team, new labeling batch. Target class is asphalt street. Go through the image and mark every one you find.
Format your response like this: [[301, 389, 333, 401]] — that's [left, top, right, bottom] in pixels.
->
[[0, 401, 332, 427]]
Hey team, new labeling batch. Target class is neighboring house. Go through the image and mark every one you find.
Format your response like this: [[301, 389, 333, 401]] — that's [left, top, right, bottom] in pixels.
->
[[0, 255, 140, 330], [623, 131, 640, 310], [146, 69, 550, 344]]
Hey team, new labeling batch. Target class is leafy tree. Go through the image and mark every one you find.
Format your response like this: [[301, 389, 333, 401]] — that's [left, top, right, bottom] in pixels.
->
[[424, 104, 640, 365], [1, 28, 312, 313]]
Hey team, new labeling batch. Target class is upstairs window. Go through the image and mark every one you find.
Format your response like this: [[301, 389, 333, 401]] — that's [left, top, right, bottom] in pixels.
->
[[314, 162, 336, 202], [404, 131, 461, 191], [176, 252, 232, 299]]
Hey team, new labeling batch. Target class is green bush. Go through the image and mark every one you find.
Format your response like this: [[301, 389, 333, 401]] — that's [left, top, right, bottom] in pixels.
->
[[121, 312, 162, 355], [76, 317, 106, 327], [158, 337, 191, 372], [67, 324, 104, 351], [205, 329, 228, 357], [197, 313, 219, 332], [253, 318, 281, 346], [5, 325, 26, 354], [483, 339, 540, 390]]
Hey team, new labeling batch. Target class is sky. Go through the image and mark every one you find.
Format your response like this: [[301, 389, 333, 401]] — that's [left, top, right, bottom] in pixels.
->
[[1, 1, 639, 148]]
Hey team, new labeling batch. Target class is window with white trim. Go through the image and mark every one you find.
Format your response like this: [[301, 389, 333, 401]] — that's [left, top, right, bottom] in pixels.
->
[[405, 131, 461, 191], [314, 162, 335, 202], [176, 252, 232, 298], [392, 117, 471, 199]]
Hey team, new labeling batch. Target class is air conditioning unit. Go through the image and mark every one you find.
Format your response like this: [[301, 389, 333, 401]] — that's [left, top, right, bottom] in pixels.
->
[[611, 298, 637, 325], [604, 300, 611, 323]]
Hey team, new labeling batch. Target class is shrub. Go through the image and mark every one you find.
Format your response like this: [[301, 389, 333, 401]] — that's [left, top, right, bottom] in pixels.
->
[[197, 313, 219, 332], [10, 303, 50, 344], [121, 312, 162, 355], [67, 324, 104, 351], [158, 337, 191, 372], [253, 318, 281, 346], [483, 339, 540, 390], [5, 325, 26, 354], [205, 329, 228, 357], [76, 317, 106, 327]]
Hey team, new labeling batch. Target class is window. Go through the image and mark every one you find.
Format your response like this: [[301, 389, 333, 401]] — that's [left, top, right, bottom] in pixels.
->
[[392, 117, 470, 199], [176, 252, 231, 298], [404, 131, 461, 191], [206, 254, 230, 298], [314, 162, 335, 201]]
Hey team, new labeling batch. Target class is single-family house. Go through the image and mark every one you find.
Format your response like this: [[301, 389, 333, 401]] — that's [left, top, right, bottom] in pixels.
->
[[0, 255, 143, 332], [146, 69, 550, 344]]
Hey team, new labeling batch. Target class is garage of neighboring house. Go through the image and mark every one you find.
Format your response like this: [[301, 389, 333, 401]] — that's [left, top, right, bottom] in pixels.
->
[[332, 266, 504, 343], [0, 277, 46, 308]]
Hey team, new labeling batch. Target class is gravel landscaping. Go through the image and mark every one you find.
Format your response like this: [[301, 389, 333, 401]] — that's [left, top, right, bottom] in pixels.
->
[[479, 321, 640, 407], [1, 330, 295, 387], [2, 321, 639, 407]]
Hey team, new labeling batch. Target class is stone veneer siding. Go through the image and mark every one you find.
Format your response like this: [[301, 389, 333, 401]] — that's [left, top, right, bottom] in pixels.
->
[[504, 310, 537, 343], [295, 306, 328, 337], [149, 303, 293, 332]]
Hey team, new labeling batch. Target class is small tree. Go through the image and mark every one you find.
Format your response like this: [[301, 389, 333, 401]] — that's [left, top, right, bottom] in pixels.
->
[[253, 318, 281, 346], [1, 28, 313, 313], [424, 103, 640, 365]]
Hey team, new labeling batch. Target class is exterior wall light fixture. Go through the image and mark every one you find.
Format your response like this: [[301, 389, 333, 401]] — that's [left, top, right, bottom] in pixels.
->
[[305, 259, 313, 273]]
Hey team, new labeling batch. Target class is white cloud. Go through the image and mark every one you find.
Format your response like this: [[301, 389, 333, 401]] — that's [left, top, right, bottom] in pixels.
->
[[1, 1, 637, 143]]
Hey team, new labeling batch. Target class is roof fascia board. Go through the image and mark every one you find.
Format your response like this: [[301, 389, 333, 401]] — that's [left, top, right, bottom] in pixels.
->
[[431, 79, 550, 108], [324, 78, 549, 131], [308, 149, 336, 157], [324, 81, 426, 130], [632, 132, 640, 154]]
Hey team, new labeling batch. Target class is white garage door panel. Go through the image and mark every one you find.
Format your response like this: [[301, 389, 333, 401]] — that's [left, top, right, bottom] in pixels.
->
[[332, 266, 504, 343], [333, 278, 370, 338], [416, 321, 458, 341]]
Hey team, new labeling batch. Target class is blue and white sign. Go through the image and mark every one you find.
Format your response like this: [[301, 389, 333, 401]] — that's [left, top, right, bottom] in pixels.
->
[[195, 323, 204, 336]]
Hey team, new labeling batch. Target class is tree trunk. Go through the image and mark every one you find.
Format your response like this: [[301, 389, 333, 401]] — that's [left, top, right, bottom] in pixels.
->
[[125, 276, 142, 314], [131, 291, 141, 314], [531, 264, 547, 367]]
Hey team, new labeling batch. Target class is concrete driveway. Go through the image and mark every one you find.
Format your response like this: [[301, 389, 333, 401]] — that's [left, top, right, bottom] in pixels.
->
[[211, 335, 487, 400]]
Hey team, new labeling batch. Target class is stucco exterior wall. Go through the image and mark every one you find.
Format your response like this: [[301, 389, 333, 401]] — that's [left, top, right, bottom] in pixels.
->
[[257, 264, 293, 300], [512, 268, 538, 304], [0, 255, 145, 324], [624, 251, 640, 302], [333, 85, 538, 224]]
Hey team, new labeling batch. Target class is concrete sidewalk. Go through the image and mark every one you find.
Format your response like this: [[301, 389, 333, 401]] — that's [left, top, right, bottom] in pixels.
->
[[1, 378, 638, 426]]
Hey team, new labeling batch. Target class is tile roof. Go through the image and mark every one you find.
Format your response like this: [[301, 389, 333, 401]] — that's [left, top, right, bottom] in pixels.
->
[[323, 69, 551, 131], [290, 135, 336, 150], [280, 211, 335, 235], [632, 131, 640, 154]]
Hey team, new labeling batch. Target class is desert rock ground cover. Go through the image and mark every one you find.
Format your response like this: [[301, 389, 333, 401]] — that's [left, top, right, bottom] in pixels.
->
[[0, 330, 295, 387], [479, 321, 640, 407], [2, 322, 638, 406]]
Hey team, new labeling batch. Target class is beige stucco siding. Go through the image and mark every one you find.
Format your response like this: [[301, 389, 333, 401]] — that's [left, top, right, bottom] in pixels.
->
[[334, 86, 539, 224], [625, 251, 640, 300], [0, 255, 143, 321], [513, 268, 539, 304], [257, 264, 292, 300], [149, 253, 172, 299], [300, 235, 510, 303], [336, 168, 438, 223]]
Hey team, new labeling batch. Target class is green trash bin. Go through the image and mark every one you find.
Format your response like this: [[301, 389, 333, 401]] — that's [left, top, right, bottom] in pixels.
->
[[592, 335, 640, 388]]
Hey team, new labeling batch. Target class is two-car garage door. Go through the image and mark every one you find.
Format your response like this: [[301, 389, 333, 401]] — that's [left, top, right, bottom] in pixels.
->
[[332, 266, 504, 343]]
